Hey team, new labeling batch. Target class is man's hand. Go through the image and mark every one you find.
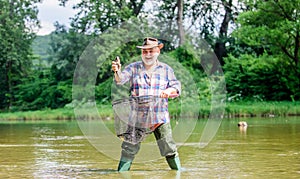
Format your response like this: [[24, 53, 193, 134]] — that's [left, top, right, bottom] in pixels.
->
[[160, 88, 178, 98], [112, 56, 122, 83], [112, 56, 121, 72]]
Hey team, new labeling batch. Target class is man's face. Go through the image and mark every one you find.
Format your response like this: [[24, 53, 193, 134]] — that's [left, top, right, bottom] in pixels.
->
[[141, 47, 160, 66]]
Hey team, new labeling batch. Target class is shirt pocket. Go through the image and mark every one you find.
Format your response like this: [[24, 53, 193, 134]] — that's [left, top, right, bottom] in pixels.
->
[[153, 73, 168, 90], [133, 74, 150, 89]]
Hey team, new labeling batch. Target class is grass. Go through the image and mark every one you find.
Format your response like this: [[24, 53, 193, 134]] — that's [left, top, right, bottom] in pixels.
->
[[0, 108, 75, 121], [0, 101, 299, 121], [225, 101, 300, 118]]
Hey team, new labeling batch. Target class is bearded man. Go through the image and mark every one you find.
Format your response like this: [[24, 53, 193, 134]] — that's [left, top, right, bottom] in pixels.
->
[[112, 37, 181, 171]]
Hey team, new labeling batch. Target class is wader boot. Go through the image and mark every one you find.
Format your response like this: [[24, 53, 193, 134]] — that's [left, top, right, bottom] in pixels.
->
[[117, 157, 132, 172], [166, 155, 181, 170]]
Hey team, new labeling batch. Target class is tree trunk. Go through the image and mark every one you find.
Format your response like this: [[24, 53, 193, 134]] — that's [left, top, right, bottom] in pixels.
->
[[210, 0, 233, 74], [214, 0, 232, 64], [130, 0, 147, 16], [6, 60, 12, 111], [7, 0, 14, 111], [177, 0, 185, 45]]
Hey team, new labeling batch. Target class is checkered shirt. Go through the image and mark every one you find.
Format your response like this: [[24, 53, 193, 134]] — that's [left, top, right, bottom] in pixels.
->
[[115, 61, 181, 125]]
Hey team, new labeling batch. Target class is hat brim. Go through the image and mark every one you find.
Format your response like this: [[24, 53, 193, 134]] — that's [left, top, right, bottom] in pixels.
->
[[137, 43, 164, 49]]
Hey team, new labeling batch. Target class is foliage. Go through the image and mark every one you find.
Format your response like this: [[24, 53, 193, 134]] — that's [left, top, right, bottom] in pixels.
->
[[31, 34, 51, 66], [2, 101, 300, 120], [229, 0, 300, 101], [0, 0, 40, 110], [1, 0, 300, 113], [13, 24, 91, 111], [59, 0, 146, 34], [14, 70, 72, 111], [224, 54, 296, 101], [235, 0, 300, 66], [225, 100, 300, 117], [48, 23, 92, 81]]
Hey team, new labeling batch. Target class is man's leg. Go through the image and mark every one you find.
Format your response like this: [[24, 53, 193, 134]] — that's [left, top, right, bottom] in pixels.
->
[[118, 141, 140, 171], [153, 123, 181, 170]]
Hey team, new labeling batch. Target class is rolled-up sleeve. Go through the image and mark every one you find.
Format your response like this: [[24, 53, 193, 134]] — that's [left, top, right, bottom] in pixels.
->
[[114, 64, 133, 85], [167, 68, 181, 95]]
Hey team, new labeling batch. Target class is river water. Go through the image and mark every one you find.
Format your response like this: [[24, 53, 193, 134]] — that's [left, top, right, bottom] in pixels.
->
[[0, 117, 299, 178]]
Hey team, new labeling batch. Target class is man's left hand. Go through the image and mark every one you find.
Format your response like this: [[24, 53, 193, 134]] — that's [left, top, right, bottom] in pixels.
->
[[160, 88, 178, 98]]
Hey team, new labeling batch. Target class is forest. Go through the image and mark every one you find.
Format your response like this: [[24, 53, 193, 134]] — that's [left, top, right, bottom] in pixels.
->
[[0, 0, 299, 114]]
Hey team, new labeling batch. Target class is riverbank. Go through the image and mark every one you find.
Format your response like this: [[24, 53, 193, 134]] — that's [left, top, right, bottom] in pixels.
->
[[225, 101, 300, 118], [0, 101, 299, 121]]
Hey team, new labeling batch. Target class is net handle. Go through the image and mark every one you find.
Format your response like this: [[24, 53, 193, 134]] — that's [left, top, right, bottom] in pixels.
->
[[112, 94, 179, 106]]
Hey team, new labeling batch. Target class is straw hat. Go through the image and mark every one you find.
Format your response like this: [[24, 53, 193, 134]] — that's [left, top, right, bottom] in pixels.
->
[[136, 37, 164, 49]]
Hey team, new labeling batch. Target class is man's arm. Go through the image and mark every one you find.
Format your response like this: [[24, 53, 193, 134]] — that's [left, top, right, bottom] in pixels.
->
[[112, 56, 122, 84], [113, 71, 122, 83], [160, 67, 181, 98], [112, 57, 133, 85]]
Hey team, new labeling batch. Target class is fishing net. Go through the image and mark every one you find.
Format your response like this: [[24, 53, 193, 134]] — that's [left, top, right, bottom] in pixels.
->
[[112, 95, 165, 144]]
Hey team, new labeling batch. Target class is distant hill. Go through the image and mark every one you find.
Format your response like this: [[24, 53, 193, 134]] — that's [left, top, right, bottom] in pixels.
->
[[32, 35, 51, 55], [31, 34, 52, 67]]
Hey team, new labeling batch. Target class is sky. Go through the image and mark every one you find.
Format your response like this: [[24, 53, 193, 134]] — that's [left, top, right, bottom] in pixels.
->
[[36, 0, 79, 35]]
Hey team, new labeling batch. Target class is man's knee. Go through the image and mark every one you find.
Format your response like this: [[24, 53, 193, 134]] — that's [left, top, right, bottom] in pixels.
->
[[121, 141, 140, 159], [155, 123, 177, 157], [157, 138, 177, 156]]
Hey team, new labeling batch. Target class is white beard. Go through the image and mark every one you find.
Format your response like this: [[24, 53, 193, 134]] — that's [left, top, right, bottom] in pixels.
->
[[142, 52, 159, 66]]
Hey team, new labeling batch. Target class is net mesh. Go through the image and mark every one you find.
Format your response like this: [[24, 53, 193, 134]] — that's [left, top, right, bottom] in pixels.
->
[[112, 95, 163, 144]]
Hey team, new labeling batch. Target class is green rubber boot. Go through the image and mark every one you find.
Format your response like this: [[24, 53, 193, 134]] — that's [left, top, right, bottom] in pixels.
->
[[166, 155, 181, 170], [117, 158, 132, 172]]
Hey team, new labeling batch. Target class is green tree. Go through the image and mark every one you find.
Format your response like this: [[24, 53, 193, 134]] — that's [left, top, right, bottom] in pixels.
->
[[231, 0, 300, 100], [16, 23, 92, 110], [224, 54, 292, 101], [157, 0, 245, 74], [235, 0, 300, 66], [43, 23, 91, 108], [48, 23, 91, 81], [59, 0, 146, 33], [54, 1, 151, 105], [0, 0, 40, 111], [188, 1, 245, 62]]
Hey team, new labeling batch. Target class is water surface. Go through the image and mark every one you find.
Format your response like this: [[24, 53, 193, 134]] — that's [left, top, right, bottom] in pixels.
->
[[0, 117, 299, 178]]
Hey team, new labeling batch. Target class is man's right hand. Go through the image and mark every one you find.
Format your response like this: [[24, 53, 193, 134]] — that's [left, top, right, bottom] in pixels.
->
[[112, 56, 121, 72]]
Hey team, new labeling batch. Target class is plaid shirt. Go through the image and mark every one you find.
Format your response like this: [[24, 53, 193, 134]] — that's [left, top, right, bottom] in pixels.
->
[[115, 60, 181, 125]]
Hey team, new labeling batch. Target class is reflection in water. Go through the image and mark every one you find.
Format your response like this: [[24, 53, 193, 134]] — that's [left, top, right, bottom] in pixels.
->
[[31, 125, 93, 178], [119, 170, 181, 179], [239, 126, 247, 134], [238, 121, 248, 136], [0, 118, 299, 178], [33, 126, 64, 178]]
